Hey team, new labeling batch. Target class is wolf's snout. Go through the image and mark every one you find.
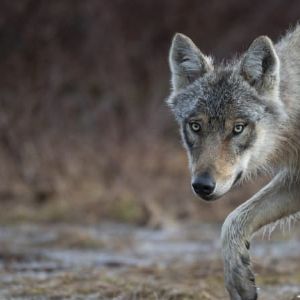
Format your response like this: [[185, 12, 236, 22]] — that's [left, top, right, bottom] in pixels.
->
[[192, 173, 215, 199]]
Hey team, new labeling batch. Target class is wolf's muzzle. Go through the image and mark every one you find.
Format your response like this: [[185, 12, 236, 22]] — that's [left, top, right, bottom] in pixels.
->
[[192, 172, 216, 200]]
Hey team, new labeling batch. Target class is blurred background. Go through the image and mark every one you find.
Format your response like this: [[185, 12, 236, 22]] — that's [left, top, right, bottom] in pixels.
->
[[1, 1, 300, 299], [0, 0, 299, 226]]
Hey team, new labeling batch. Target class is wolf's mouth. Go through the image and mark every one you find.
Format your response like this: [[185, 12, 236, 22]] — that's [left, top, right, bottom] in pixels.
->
[[199, 193, 222, 201], [195, 171, 243, 202], [233, 171, 243, 186]]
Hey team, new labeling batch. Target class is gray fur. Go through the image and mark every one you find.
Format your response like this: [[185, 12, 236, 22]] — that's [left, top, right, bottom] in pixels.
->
[[169, 33, 213, 91], [166, 25, 300, 300]]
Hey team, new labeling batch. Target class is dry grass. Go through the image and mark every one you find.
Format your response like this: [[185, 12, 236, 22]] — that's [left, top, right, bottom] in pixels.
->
[[0, 0, 298, 226], [0, 139, 265, 226], [3, 261, 300, 299]]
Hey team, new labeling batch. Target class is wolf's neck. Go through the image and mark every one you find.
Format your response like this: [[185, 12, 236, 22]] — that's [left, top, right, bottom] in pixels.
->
[[276, 25, 300, 113]]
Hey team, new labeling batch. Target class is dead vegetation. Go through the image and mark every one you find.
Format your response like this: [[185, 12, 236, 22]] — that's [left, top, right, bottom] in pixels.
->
[[0, 1, 300, 224], [1, 224, 300, 300]]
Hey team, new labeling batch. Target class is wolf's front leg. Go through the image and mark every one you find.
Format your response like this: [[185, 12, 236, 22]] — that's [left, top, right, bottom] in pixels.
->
[[221, 171, 300, 300]]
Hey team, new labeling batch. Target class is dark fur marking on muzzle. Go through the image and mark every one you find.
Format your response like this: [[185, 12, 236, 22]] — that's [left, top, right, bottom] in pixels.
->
[[233, 171, 243, 185]]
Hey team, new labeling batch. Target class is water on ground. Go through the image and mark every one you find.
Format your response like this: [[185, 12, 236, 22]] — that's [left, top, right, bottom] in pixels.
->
[[0, 222, 300, 299]]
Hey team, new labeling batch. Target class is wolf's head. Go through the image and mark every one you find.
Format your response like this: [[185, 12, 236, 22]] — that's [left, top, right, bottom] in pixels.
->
[[167, 33, 287, 201]]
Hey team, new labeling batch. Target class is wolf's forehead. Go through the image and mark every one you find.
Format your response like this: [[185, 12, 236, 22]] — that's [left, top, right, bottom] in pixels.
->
[[197, 72, 243, 104], [174, 77, 239, 119], [170, 69, 263, 122]]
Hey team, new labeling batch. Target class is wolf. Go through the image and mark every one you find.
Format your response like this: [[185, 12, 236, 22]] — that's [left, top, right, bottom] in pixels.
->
[[166, 25, 300, 300]]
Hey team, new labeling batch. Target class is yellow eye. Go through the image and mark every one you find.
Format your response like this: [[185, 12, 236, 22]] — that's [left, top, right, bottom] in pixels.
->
[[233, 124, 245, 135], [190, 122, 201, 132]]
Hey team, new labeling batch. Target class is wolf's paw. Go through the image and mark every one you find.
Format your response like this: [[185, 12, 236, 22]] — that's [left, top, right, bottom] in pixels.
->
[[223, 246, 257, 300]]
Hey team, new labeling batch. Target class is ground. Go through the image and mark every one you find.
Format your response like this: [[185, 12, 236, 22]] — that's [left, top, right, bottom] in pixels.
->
[[1, 222, 300, 300]]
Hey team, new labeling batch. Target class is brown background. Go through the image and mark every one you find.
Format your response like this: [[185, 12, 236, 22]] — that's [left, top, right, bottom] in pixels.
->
[[0, 0, 299, 225]]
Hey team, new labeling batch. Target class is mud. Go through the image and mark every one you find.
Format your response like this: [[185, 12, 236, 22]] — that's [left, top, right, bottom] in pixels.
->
[[0, 223, 299, 299]]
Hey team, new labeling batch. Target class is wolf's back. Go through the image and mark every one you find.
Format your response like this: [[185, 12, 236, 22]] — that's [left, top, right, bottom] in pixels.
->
[[275, 25, 300, 166]]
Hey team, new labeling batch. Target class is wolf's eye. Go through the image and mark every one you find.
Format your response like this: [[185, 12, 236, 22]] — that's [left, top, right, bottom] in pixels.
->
[[233, 124, 245, 135], [189, 122, 201, 133]]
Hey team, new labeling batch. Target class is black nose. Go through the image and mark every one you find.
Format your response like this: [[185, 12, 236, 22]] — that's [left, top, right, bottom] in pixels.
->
[[192, 173, 215, 198]]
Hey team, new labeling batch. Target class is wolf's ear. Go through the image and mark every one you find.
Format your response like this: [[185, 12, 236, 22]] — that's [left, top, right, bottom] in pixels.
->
[[241, 36, 279, 92], [169, 33, 213, 92]]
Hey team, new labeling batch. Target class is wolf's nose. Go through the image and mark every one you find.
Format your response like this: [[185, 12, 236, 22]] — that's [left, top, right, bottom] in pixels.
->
[[192, 173, 215, 198]]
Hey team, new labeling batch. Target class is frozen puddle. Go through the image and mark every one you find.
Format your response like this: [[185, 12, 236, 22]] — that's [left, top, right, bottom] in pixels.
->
[[0, 222, 299, 299], [1, 223, 300, 270]]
